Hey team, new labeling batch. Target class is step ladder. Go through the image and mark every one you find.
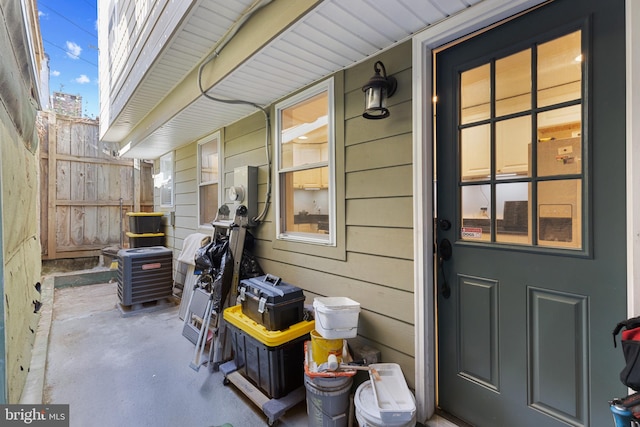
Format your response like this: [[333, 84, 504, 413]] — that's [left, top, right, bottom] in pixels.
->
[[208, 205, 250, 371], [182, 287, 215, 370], [182, 287, 213, 345], [181, 205, 251, 371]]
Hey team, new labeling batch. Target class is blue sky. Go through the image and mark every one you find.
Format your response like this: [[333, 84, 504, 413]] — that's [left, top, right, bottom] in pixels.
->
[[37, 0, 99, 119]]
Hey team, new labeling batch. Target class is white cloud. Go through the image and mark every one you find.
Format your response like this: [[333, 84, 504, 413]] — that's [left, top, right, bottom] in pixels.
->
[[75, 74, 90, 84], [51, 70, 60, 77], [38, 11, 46, 18], [66, 41, 82, 59]]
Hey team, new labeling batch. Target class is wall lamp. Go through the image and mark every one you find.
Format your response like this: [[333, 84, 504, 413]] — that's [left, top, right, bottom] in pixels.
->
[[362, 61, 397, 120]]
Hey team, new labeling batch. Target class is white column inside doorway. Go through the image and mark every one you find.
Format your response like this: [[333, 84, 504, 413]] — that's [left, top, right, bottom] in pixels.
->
[[626, 0, 640, 318], [411, 0, 550, 422]]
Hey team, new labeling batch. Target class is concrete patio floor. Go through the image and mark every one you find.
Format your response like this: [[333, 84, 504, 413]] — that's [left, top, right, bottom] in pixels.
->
[[21, 270, 458, 427]]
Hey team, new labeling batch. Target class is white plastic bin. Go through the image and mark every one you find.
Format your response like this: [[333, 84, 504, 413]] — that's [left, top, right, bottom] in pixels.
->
[[313, 297, 360, 339], [368, 363, 416, 424]]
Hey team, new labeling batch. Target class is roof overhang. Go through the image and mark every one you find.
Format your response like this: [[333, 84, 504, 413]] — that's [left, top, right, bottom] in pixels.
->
[[101, 0, 545, 159]]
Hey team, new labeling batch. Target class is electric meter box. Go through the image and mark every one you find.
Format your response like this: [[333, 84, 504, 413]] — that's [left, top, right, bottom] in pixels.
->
[[228, 165, 258, 223]]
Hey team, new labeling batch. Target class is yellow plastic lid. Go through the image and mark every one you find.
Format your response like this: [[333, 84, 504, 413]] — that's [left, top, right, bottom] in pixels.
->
[[223, 305, 314, 347], [125, 232, 165, 238], [126, 212, 164, 216]]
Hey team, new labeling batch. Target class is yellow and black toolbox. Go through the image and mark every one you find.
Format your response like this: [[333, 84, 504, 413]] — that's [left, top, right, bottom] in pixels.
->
[[222, 305, 314, 399], [238, 274, 305, 331]]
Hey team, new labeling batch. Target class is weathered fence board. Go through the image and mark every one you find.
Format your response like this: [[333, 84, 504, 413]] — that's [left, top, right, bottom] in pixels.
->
[[39, 112, 154, 259], [56, 160, 70, 200]]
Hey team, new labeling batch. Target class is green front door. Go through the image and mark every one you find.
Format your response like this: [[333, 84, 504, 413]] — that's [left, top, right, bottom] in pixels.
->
[[435, 0, 626, 425]]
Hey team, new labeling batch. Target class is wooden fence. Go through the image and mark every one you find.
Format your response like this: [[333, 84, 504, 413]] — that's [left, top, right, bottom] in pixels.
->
[[39, 112, 154, 259]]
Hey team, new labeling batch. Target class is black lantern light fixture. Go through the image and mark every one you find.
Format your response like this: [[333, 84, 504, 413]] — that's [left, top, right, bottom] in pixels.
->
[[362, 61, 397, 120]]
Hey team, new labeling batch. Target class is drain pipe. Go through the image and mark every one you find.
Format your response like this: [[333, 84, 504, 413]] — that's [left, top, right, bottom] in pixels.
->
[[119, 197, 124, 248]]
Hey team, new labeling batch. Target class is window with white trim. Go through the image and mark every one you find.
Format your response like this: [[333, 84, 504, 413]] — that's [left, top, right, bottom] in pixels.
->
[[156, 152, 174, 207], [198, 133, 221, 226], [276, 79, 335, 245]]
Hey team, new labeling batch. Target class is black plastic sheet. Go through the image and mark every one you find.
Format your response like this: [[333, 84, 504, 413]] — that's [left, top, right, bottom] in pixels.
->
[[194, 241, 213, 271], [194, 232, 264, 313]]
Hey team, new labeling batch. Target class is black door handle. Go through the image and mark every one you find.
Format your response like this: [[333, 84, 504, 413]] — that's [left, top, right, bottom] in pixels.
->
[[438, 238, 452, 299]]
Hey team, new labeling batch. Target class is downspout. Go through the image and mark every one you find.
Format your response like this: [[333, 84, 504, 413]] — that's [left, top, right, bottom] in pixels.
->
[[119, 197, 124, 248]]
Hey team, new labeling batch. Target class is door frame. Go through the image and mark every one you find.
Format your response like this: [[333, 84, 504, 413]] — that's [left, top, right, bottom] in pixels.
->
[[411, 0, 588, 422], [625, 0, 640, 319]]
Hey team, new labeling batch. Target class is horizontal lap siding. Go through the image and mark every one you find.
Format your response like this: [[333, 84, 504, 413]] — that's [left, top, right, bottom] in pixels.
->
[[346, 197, 412, 228], [163, 114, 272, 260], [158, 143, 197, 263], [344, 42, 415, 382], [257, 42, 417, 385], [224, 112, 271, 227], [162, 41, 417, 386]]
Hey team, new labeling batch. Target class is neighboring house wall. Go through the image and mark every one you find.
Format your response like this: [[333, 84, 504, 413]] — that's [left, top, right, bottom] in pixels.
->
[[0, 0, 45, 402], [98, 0, 196, 136], [159, 41, 417, 385], [1, 110, 41, 403], [98, 0, 321, 158]]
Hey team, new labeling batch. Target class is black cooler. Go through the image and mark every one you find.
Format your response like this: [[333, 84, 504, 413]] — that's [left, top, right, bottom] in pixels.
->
[[238, 274, 304, 331]]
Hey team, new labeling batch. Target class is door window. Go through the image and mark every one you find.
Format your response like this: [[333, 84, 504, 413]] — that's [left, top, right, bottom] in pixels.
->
[[459, 30, 583, 249]]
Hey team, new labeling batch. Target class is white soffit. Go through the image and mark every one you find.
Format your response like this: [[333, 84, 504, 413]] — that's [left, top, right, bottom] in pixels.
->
[[121, 0, 482, 159], [104, 0, 258, 145]]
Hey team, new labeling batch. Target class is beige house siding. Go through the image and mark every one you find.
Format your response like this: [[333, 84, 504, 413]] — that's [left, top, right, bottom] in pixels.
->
[[224, 113, 271, 226], [172, 144, 198, 250], [153, 143, 197, 263], [258, 41, 416, 385], [158, 41, 417, 386]]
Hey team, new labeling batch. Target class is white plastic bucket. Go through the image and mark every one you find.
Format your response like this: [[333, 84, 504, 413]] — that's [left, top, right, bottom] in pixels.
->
[[354, 381, 416, 427], [313, 297, 360, 339], [305, 374, 353, 427]]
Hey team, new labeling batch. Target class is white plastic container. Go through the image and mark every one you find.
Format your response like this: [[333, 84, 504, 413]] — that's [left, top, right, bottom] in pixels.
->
[[368, 363, 416, 424], [313, 297, 360, 339], [354, 380, 416, 427]]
